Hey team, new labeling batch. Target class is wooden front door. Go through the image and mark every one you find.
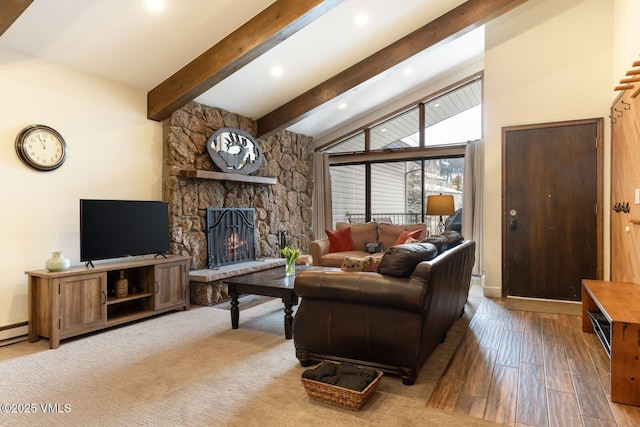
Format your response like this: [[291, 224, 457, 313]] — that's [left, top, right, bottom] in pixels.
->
[[502, 119, 603, 301]]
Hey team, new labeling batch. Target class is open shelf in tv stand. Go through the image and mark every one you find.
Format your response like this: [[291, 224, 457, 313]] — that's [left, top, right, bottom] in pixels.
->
[[27, 254, 190, 349]]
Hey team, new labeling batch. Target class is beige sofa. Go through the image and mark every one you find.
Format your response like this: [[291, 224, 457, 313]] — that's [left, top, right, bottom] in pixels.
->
[[310, 221, 427, 267]]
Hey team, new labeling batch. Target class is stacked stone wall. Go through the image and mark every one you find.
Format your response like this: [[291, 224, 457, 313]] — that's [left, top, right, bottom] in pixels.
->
[[163, 101, 314, 271]]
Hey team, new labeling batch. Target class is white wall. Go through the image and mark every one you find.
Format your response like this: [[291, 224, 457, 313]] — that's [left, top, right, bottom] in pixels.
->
[[613, 0, 640, 84], [483, 0, 614, 296], [0, 47, 162, 334]]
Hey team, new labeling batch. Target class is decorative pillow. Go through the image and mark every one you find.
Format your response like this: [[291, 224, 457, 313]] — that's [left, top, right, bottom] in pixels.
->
[[378, 222, 426, 250], [341, 256, 381, 272], [405, 237, 419, 244], [377, 243, 438, 277], [393, 229, 423, 246], [440, 231, 464, 252], [422, 231, 463, 254], [364, 241, 383, 253], [421, 235, 446, 252], [326, 228, 354, 253], [336, 221, 377, 253]]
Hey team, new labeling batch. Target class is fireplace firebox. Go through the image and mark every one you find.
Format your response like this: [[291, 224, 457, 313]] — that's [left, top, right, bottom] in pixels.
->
[[206, 208, 256, 269]]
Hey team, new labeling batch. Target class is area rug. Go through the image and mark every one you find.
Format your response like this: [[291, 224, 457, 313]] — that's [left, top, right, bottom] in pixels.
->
[[507, 297, 582, 316], [0, 284, 497, 426]]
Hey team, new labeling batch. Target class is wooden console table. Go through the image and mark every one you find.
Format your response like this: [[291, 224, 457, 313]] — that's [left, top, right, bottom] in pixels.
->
[[582, 279, 640, 406]]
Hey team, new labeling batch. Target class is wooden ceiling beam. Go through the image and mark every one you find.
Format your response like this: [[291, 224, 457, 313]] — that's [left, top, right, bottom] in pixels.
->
[[0, 0, 33, 37], [257, 0, 527, 138], [147, 0, 343, 122]]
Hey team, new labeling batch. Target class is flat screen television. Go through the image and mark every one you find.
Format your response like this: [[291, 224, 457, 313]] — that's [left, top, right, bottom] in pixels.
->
[[80, 199, 170, 264]]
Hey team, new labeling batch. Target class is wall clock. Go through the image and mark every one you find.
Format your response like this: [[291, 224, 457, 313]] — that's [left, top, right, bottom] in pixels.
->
[[15, 124, 67, 171]]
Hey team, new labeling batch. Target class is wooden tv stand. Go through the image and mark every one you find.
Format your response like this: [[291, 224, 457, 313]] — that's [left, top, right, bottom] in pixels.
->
[[582, 279, 640, 406], [27, 254, 190, 349]]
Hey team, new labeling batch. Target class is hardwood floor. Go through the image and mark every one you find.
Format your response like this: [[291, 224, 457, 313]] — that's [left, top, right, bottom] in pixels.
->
[[427, 296, 640, 427]]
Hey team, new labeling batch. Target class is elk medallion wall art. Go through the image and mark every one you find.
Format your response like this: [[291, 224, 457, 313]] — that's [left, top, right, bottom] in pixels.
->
[[206, 127, 263, 175]]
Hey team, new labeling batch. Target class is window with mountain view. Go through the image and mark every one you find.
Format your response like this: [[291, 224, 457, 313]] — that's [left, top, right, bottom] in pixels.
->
[[325, 76, 481, 232]]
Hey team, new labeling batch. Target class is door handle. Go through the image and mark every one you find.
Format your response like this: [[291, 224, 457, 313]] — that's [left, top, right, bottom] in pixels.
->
[[509, 219, 518, 230]]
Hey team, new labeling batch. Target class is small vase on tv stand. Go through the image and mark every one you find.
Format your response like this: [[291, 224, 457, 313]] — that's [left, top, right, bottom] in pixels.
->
[[116, 270, 128, 298], [45, 251, 70, 272]]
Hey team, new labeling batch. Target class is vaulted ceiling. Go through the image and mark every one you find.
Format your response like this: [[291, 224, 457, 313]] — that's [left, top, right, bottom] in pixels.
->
[[0, 0, 526, 142]]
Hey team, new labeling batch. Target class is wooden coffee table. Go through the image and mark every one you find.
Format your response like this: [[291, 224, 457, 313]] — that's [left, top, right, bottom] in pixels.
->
[[225, 265, 316, 339]]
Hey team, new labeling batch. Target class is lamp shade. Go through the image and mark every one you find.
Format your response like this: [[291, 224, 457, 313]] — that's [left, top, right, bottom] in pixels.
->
[[426, 194, 455, 216]]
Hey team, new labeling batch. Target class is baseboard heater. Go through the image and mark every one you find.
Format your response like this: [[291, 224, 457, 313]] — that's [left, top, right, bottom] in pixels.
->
[[0, 321, 28, 347]]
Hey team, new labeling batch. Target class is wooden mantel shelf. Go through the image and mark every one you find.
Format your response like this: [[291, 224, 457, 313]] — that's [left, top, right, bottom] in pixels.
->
[[176, 169, 277, 185]]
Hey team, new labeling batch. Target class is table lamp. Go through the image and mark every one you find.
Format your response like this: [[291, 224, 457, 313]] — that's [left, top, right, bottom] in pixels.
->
[[426, 194, 455, 234]]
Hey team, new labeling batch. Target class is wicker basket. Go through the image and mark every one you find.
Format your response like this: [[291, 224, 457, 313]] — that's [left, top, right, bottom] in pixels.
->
[[301, 363, 383, 410]]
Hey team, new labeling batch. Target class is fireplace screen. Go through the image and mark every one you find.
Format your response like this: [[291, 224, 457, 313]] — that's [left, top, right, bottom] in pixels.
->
[[206, 208, 256, 269]]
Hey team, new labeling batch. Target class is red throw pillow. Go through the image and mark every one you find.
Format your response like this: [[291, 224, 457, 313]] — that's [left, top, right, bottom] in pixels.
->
[[326, 228, 354, 253], [393, 229, 423, 246]]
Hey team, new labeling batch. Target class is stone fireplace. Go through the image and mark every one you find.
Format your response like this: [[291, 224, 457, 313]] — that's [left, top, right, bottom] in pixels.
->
[[162, 102, 314, 304]]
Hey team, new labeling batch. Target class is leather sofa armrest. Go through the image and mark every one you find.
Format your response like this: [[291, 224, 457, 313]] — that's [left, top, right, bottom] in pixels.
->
[[295, 270, 427, 312], [309, 239, 330, 266]]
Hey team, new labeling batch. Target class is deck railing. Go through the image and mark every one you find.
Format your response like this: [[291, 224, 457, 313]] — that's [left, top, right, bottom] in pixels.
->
[[342, 212, 441, 233]]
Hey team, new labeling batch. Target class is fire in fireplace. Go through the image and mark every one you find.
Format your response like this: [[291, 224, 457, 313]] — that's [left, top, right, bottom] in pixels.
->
[[206, 208, 256, 269]]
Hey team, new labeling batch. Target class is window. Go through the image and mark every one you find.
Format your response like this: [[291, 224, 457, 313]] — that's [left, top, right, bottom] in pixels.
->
[[371, 161, 421, 224], [331, 164, 365, 225], [424, 80, 481, 145], [324, 75, 481, 232], [424, 158, 464, 231], [332, 157, 464, 231], [325, 132, 364, 154], [370, 108, 420, 150]]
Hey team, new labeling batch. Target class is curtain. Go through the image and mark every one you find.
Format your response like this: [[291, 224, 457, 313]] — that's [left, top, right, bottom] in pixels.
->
[[463, 139, 484, 276], [312, 152, 333, 240]]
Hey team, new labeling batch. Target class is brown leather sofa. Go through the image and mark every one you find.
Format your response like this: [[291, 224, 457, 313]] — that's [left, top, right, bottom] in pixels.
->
[[293, 239, 475, 385]]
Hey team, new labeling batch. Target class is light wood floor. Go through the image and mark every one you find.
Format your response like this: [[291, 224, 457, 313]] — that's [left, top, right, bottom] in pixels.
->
[[427, 296, 640, 427]]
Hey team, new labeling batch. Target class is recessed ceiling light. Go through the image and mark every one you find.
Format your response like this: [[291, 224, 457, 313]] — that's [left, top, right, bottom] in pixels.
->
[[354, 13, 368, 27], [381, 128, 387, 132], [271, 66, 284, 78], [404, 68, 413, 75], [145, 0, 164, 12], [338, 103, 347, 110], [434, 103, 440, 108]]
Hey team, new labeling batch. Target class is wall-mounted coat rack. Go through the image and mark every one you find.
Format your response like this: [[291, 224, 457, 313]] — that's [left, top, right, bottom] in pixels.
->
[[614, 59, 640, 98], [612, 202, 630, 213], [612, 58, 640, 124]]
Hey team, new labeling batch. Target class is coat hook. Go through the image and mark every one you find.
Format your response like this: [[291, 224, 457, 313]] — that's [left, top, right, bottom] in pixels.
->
[[609, 114, 617, 124], [613, 202, 631, 213], [615, 108, 624, 117], [622, 100, 631, 110]]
